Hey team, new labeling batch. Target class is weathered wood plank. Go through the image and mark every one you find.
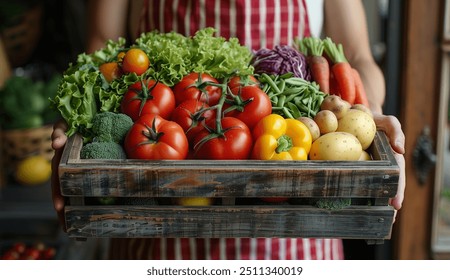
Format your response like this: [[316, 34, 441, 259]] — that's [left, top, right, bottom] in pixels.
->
[[59, 131, 399, 240], [59, 132, 399, 198], [65, 205, 394, 239]]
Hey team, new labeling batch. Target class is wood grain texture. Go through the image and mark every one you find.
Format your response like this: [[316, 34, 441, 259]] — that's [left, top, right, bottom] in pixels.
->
[[65, 205, 394, 239], [59, 131, 399, 240], [59, 132, 399, 199]]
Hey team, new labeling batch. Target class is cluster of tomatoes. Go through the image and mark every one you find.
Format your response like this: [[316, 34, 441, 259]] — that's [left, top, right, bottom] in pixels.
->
[[103, 51, 273, 160], [99, 48, 150, 82], [1, 242, 56, 260]]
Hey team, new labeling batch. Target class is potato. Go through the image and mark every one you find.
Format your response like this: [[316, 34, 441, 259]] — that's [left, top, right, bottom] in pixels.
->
[[337, 109, 376, 150], [314, 110, 338, 135], [297, 116, 321, 141], [309, 132, 362, 160], [358, 150, 372, 161], [351, 104, 373, 118], [320, 95, 351, 119]]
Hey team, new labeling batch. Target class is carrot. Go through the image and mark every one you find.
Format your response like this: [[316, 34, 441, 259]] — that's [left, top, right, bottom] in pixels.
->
[[323, 37, 355, 105], [329, 72, 341, 96], [295, 37, 330, 93], [352, 68, 370, 107]]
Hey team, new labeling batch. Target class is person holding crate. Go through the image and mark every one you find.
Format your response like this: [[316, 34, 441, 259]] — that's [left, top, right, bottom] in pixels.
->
[[51, 0, 406, 260]]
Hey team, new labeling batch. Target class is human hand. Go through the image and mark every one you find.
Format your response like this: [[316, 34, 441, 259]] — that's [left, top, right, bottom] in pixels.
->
[[373, 113, 406, 212], [51, 120, 68, 231]]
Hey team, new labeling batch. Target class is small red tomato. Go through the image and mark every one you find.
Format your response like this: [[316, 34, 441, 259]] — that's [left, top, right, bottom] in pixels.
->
[[21, 248, 41, 260], [11, 242, 26, 254], [40, 247, 56, 260], [1, 249, 20, 260], [122, 48, 150, 75]]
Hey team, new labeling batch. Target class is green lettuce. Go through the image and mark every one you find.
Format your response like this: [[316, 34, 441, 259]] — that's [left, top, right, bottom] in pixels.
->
[[51, 28, 254, 141]]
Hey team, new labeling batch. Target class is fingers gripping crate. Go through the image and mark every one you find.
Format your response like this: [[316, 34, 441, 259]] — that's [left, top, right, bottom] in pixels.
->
[[58, 131, 399, 243]]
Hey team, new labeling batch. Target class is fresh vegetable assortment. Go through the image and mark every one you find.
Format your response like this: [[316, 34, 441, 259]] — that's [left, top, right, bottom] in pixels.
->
[[51, 28, 376, 162]]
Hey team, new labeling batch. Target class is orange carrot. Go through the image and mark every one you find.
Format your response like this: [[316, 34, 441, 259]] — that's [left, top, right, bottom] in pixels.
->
[[352, 68, 370, 107], [296, 37, 330, 93], [323, 38, 356, 104], [309, 55, 330, 93], [329, 72, 341, 96]]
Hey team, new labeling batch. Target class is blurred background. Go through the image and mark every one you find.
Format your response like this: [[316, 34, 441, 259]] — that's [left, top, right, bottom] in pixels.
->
[[0, 0, 448, 260]]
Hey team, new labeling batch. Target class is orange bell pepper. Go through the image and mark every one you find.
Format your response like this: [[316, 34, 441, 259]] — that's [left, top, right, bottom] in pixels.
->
[[251, 114, 312, 160]]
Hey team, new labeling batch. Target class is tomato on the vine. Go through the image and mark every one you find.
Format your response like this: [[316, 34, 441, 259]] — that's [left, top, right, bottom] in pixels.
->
[[223, 85, 272, 130], [122, 48, 150, 75], [173, 73, 222, 106], [227, 75, 259, 91], [124, 114, 188, 160], [171, 99, 216, 144], [121, 79, 176, 121], [192, 117, 252, 160]]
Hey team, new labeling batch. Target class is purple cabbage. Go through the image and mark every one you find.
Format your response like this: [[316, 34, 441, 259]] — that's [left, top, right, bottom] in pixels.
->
[[251, 45, 311, 81]]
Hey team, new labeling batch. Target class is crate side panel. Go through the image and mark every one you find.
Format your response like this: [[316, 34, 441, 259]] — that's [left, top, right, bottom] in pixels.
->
[[60, 166, 398, 198], [65, 205, 394, 239]]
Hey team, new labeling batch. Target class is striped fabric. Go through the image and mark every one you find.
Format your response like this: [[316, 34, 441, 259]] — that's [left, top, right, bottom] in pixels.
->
[[116, 0, 344, 260], [109, 238, 344, 260], [137, 0, 311, 50]]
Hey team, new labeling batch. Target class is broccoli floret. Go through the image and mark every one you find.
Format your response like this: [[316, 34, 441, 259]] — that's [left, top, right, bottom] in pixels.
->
[[80, 142, 127, 159], [91, 112, 133, 143], [315, 198, 351, 210]]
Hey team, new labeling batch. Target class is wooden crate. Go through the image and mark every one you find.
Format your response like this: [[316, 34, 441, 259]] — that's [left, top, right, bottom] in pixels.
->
[[59, 131, 399, 243]]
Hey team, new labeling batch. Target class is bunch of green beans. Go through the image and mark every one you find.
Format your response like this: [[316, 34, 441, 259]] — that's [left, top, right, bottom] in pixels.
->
[[258, 73, 327, 119]]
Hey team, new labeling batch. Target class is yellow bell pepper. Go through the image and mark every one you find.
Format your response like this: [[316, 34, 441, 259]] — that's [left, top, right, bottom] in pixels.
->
[[251, 114, 312, 160]]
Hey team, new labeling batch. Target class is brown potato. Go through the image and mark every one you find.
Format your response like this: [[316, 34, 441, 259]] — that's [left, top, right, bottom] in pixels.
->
[[337, 109, 376, 150], [314, 110, 338, 135], [320, 95, 351, 119], [297, 116, 321, 141], [351, 104, 373, 118]]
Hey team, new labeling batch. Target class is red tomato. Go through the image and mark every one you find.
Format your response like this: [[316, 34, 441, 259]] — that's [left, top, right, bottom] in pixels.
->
[[21, 248, 40, 260], [122, 48, 150, 75], [40, 247, 56, 260], [124, 114, 188, 160], [192, 117, 252, 160], [171, 99, 216, 144], [11, 242, 26, 254], [173, 73, 222, 106], [224, 85, 272, 130], [121, 79, 176, 121], [227, 75, 259, 91], [1, 249, 19, 260]]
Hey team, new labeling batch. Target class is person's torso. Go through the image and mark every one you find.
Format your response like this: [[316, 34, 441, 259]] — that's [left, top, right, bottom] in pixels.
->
[[129, 0, 324, 50], [109, 237, 344, 260]]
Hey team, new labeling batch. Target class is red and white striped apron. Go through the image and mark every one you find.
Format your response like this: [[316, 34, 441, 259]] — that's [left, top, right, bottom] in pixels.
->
[[113, 0, 344, 260], [109, 237, 344, 260], [137, 0, 311, 50]]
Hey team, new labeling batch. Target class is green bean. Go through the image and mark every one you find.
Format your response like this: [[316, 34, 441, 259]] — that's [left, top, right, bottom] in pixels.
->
[[282, 107, 295, 119], [277, 95, 286, 107], [261, 73, 281, 94], [287, 102, 302, 119]]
